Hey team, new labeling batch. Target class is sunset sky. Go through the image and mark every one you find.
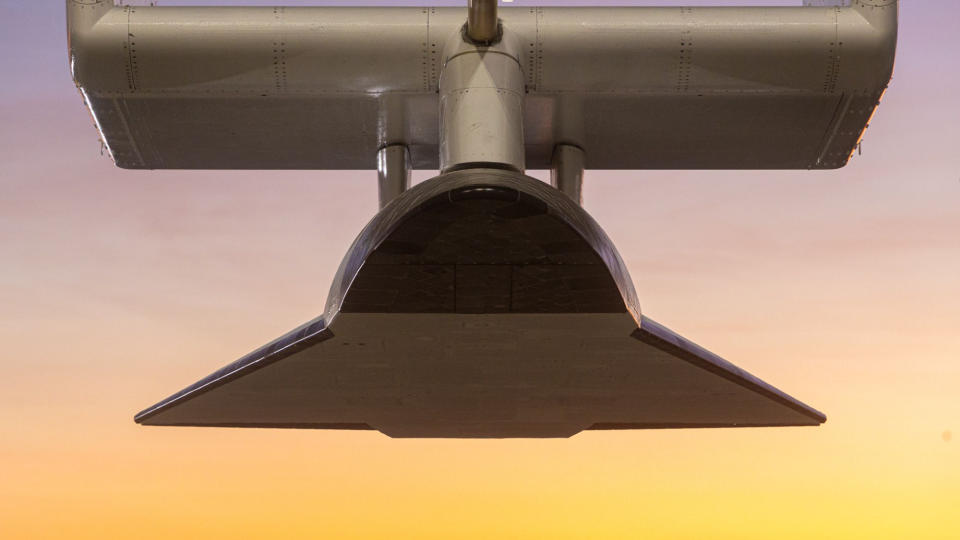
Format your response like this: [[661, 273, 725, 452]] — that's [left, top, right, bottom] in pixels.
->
[[1, 0, 958, 538]]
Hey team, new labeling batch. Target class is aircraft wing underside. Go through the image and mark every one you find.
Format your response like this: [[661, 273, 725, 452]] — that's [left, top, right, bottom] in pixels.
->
[[68, 2, 897, 170]]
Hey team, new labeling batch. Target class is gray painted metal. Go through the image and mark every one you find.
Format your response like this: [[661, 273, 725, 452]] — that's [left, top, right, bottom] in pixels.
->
[[135, 170, 825, 438], [377, 145, 411, 209], [439, 26, 526, 172], [67, 0, 897, 171], [551, 144, 585, 205]]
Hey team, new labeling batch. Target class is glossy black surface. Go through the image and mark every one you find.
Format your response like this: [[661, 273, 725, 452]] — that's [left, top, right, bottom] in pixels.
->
[[328, 170, 640, 318]]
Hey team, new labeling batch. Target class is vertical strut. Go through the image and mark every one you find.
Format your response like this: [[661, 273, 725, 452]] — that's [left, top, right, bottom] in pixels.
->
[[377, 145, 411, 209], [467, 0, 499, 43], [551, 144, 585, 205]]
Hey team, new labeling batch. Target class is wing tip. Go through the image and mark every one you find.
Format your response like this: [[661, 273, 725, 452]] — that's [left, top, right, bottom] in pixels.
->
[[635, 316, 826, 425], [133, 318, 332, 425]]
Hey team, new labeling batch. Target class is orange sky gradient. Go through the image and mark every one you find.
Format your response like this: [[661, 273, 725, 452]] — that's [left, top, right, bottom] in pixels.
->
[[1, 1, 958, 538]]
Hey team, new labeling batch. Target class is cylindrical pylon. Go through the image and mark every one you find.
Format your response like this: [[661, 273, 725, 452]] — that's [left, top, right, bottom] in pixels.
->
[[439, 20, 525, 173], [377, 145, 411, 209], [551, 144, 585, 205], [467, 0, 499, 43]]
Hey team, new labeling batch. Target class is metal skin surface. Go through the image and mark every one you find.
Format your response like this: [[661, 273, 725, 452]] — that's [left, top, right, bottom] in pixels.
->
[[439, 26, 526, 172], [67, 1, 897, 170], [439, 24, 526, 172], [135, 171, 825, 438]]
